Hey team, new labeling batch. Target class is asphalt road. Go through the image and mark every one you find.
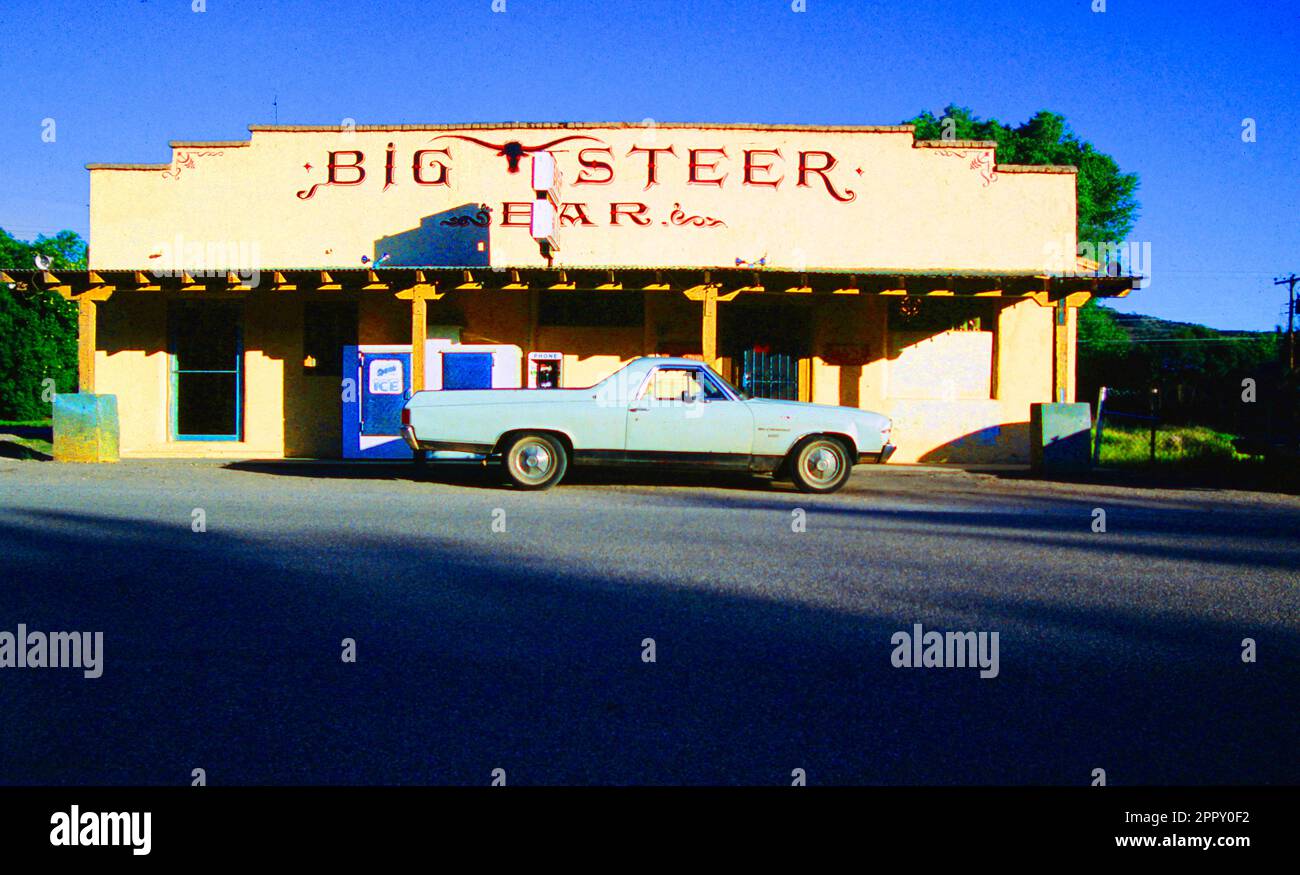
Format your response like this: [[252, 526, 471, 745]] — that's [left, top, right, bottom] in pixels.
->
[[1, 459, 1296, 785]]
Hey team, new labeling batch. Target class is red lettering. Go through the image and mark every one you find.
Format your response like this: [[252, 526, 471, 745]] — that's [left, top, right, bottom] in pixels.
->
[[559, 203, 596, 227], [574, 148, 614, 185], [384, 142, 396, 190], [609, 202, 651, 226], [328, 150, 365, 185], [627, 146, 676, 190], [412, 149, 451, 186], [688, 148, 728, 187], [797, 150, 855, 202], [298, 150, 366, 199], [743, 149, 784, 188], [501, 202, 533, 226]]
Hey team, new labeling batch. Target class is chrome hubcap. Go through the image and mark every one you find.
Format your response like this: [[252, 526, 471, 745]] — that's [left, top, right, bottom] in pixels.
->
[[515, 442, 552, 481], [804, 446, 841, 483]]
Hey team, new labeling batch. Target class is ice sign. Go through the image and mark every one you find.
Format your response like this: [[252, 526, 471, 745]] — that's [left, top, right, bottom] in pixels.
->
[[368, 358, 404, 395]]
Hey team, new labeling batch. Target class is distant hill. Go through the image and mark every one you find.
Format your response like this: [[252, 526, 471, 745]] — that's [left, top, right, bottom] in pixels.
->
[[1109, 312, 1276, 340]]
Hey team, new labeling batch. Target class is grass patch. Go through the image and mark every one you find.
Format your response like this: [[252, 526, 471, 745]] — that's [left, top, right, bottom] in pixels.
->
[[0, 419, 52, 428], [1091, 421, 1297, 493], [1095, 422, 1246, 467]]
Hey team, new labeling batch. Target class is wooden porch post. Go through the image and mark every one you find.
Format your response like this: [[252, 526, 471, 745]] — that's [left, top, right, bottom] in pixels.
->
[[701, 285, 719, 369], [77, 298, 97, 393], [1052, 299, 1069, 403], [410, 293, 428, 392]]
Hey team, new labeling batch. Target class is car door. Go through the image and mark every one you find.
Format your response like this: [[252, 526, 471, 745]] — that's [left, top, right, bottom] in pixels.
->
[[624, 365, 754, 460]]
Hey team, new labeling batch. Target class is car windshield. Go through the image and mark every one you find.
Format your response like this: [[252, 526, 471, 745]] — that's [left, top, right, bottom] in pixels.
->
[[706, 368, 750, 400], [591, 359, 752, 401]]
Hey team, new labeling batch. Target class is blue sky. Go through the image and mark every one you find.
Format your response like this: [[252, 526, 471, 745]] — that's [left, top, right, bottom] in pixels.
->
[[1, 0, 1296, 330]]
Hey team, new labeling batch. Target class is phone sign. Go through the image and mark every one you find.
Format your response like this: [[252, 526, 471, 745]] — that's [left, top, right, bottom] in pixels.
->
[[368, 358, 404, 395]]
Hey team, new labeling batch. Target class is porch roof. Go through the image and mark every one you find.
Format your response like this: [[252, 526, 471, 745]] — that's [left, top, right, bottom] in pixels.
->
[[3, 265, 1139, 305]]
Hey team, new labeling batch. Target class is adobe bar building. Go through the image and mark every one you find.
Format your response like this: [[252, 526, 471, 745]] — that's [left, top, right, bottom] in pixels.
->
[[22, 122, 1135, 462]]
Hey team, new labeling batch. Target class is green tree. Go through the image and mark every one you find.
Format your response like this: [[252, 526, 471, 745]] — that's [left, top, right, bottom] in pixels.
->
[[905, 104, 1141, 245], [0, 227, 85, 420]]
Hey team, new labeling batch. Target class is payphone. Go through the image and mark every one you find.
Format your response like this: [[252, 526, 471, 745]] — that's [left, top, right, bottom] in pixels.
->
[[527, 352, 563, 389]]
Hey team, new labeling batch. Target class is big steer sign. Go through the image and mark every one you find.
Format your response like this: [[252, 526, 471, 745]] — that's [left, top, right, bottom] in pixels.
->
[[87, 123, 1078, 273]]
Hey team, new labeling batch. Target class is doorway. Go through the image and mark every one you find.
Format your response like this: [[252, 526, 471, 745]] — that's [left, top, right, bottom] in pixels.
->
[[718, 299, 812, 401], [169, 302, 243, 440]]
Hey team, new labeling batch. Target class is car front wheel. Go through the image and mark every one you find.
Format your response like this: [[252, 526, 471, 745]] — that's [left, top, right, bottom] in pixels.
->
[[789, 437, 852, 494], [502, 433, 568, 490]]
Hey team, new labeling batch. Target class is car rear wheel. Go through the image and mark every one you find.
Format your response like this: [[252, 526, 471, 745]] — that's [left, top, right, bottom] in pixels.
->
[[502, 433, 568, 490], [789, 437, 852, 494]]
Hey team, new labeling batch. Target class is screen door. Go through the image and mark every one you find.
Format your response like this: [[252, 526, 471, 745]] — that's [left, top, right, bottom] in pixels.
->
[[169, 302, 243, 440]]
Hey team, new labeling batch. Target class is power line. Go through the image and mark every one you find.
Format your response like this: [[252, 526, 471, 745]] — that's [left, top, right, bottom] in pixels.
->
[[1082, 335, 1279, 343], [1275, 274, 1298, 370]]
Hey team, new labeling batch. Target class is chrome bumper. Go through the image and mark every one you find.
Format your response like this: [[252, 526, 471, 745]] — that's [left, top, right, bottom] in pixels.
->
[[400, 425, 420, 451], [878, 444, 896, 463]]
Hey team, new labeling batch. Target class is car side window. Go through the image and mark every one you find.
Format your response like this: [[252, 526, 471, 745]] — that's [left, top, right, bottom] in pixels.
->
[[642, 368, 728, 402]]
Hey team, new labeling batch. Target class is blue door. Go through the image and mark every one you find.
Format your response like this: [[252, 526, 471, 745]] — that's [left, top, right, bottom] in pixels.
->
[[360, 352, 411, 436], [442, 352, 494, 390]]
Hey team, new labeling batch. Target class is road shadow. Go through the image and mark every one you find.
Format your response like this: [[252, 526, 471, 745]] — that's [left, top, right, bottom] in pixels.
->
[[978, 463, 1300, 496], [0, 507, 1294, 786], [662, 490, 1300, 571], [225, 459, 788, 493], [0, 439, 51, 461]]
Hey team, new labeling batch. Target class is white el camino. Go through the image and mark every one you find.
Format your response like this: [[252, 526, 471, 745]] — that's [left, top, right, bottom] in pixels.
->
[[401, 356, 895, 493]]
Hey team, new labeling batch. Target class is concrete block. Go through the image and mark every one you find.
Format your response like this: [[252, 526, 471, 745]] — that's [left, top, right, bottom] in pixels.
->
[[53, 394, 119, 463], [1030, 402, 1091, 474]]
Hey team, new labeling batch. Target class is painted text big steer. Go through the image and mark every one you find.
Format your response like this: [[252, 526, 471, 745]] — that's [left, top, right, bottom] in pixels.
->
[[402, 357, 895, 493]]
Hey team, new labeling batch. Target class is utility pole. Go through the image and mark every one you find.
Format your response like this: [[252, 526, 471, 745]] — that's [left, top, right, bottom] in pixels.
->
[[1276, 274, 1298, 371]]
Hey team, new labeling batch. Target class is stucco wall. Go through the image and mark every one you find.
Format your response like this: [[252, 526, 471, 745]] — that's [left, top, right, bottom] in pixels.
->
[[86, 123, 1079, 462], [89, 124, 1076, 274]]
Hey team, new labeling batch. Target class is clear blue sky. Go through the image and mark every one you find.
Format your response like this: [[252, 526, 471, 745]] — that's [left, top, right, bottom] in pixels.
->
[[1, 0, 1295, 330]]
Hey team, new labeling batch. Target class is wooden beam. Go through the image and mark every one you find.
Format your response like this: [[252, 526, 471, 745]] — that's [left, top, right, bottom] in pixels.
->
[[224, 271, 255, 291], [791, 272, 810, 294], [880, 276, 907, 296], [395, 281, 443, 301], [1052, 299, 1070, 403], [501, 269, 528, 290], [77, 299, 96, 393], [701, 284, 719, 370], [411, 295, 428, 393], [546, 269, 573, 291], [832, 275, 860, 294], [80, 284, 115, 302]]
